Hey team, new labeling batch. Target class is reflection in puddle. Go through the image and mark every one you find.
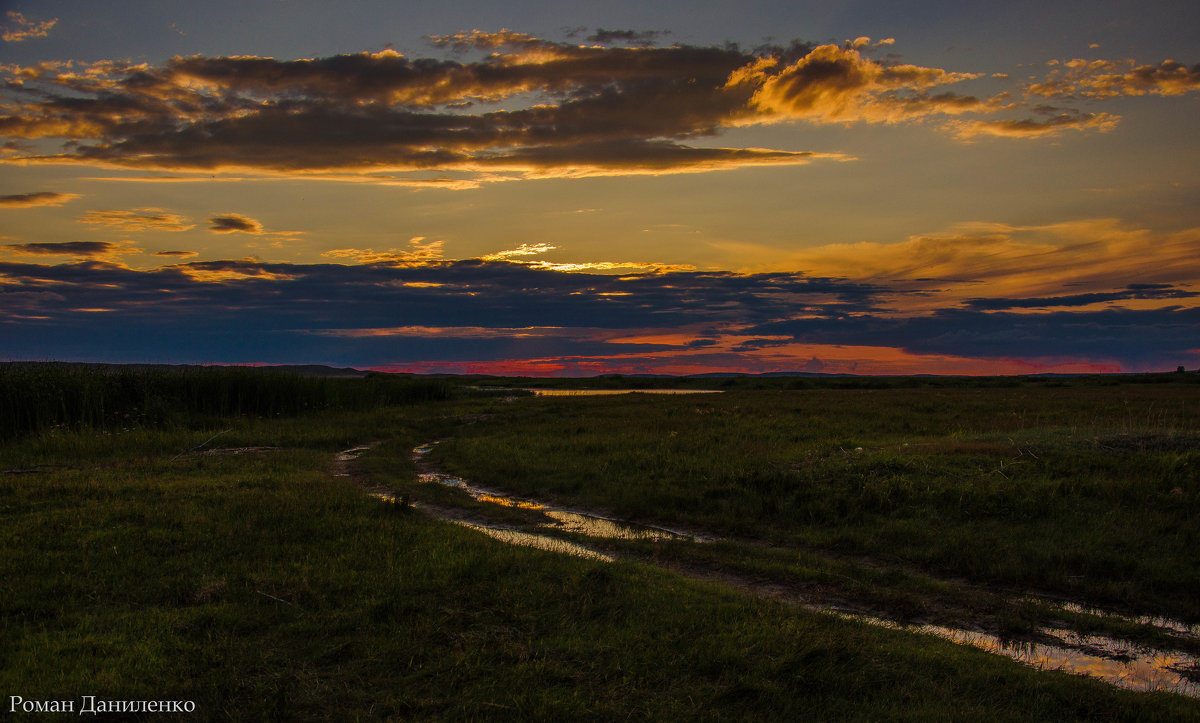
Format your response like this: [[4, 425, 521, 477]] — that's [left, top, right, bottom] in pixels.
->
[[526, 388, 722, 397], [454, 522, 614, 562], [364, 443, 1200, 699], [333, 443, 378, 477], [337, 445, 375, 462], [543, 509, 683, 541], [411, 444, 704, 543], [368, 492, 612, 562], [478, 494, 545, 510], [836, 614, 1199, 697]]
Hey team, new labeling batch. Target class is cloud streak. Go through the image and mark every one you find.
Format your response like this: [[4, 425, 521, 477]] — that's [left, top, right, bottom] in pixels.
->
[[0, 191, 79, 207], [2, 240, 137, 259], [947, 111, 1119, 140], [79, 208, 194, 232]]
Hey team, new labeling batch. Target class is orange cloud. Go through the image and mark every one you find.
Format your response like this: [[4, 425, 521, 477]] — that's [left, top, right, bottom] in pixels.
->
[[323, 237, 445, 264], [1028, 58, 1200, 98], [732, 44, 982, 124], [79, 208, 194, 232], [481, 243, 557, 261], [947, 111, 1119, 139], [729, 218, 1200, 309], [375, 341, 1123, 378], [476, 241, 695, 271], [2, 12, 57, 43]]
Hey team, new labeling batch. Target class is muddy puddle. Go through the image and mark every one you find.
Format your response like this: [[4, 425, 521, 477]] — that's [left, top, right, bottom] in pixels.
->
[[347, 442, 1200, 699], [526, 388, 722, 397], [332, 444, 378, 478], [411, 443, 706, 543]]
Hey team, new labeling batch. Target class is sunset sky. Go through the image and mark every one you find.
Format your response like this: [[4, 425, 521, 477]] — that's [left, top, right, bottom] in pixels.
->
[[2, 0, 1198, 375]]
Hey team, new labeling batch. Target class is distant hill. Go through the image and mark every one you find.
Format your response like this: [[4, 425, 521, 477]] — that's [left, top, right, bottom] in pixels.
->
[[0, 361, 369, 378]]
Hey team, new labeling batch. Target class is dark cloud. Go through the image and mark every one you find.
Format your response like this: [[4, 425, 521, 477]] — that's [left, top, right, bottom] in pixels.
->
[[3, 241, 123, 256], [730, 338, 794, 352], [0, 34, 1048, 179], [154, 250, 199, 258], [963, 284, 1199, 310], [747, 306, 1200, 369], [587, 29, 671, 46], [0, 257, 885, 363], [208, 214, 263, 234], [0, 191, 79, 207], [0, 256, 1191, 370]]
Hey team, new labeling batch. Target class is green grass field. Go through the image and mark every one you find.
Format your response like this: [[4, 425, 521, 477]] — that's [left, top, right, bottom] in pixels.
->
[[2, 365, 1198, 719]]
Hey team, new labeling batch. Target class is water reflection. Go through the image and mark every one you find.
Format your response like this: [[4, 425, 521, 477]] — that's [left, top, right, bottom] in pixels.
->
[[835, 613, 1199, 697], [453, 521, 614, 562], [526, 388, 722, 397], [412, 444, 704, 543], [332, 443, 377, 477], [368, 491, 612, 561], [543, 509, 683, 541]]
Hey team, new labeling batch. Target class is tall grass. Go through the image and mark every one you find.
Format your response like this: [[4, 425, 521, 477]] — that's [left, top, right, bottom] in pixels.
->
[[0, 363, 452, 440]]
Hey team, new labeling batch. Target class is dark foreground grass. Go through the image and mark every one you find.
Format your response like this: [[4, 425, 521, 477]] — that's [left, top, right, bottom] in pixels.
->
[[435, 383, 1200, 623], [3, 401, 1197, 718]]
